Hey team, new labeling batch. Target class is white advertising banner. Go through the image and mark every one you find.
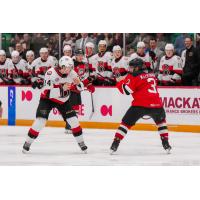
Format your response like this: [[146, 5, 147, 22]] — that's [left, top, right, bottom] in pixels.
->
[[6, 86, 200, 125], [0, 86, 8, 119]]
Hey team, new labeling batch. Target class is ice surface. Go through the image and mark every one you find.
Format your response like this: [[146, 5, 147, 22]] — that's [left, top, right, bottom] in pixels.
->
[[0, 126, 200, 166]]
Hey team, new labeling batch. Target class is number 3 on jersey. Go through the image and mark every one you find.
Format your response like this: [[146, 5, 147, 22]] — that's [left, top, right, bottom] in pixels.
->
[[147, 78, 158, 94]]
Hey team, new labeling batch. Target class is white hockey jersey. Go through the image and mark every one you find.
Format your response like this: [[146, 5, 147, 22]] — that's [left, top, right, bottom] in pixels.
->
[[40, 67, 80, 104], [158, 55, 183, 85], [85, 54, 96, 77], [129, 52, 153, 71], [9, 59, 28, 84], [111, 56, 129, 78], [32, 56, 58, 79], [0, 58, 12, 84], [92, 52, 113, 79]]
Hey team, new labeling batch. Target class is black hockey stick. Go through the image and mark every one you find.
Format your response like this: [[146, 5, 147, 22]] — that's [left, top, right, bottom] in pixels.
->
[[89, 92, 95, 119]]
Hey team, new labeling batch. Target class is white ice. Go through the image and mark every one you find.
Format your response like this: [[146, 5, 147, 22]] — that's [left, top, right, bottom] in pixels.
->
[[0, 126, 200, 166]]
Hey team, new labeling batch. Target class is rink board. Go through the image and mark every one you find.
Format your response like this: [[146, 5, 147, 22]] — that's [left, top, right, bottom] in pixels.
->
[[0, 86, 200, 132]]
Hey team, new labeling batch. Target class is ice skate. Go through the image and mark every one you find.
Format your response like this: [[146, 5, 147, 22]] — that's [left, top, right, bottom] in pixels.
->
[[22, 141, 31, 154], [78, 142, 88, 153], [110, 137, 120, 154], [161, 137, 172, 154]]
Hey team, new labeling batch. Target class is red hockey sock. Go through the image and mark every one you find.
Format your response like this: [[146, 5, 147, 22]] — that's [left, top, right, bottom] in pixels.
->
[[115, 122, 131, 140]]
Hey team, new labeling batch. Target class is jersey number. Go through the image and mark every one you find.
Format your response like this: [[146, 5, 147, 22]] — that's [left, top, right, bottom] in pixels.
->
[[147, 78, 157, 94], [45, 80, 51, 86]]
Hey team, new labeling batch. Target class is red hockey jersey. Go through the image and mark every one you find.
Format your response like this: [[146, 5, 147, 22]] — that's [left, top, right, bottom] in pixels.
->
[[117, 72, 162, 108]]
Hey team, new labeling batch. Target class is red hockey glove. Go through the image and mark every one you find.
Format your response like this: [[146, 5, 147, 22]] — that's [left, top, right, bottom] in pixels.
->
[[87, 84, 95, 93]]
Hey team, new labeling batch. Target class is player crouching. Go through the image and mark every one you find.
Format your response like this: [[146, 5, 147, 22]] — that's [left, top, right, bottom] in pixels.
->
[[22, 56, 87, 154], [110, 58, 171, 154]]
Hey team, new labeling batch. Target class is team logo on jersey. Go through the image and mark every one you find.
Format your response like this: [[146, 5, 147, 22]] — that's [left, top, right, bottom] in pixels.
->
[[55, 77, 59, 82], [162, 64, 170, 75], [112, 67, 120, 78], [78, 68, 85, 76], [97, 61, 105, 72], [0, 69, 6, 77]]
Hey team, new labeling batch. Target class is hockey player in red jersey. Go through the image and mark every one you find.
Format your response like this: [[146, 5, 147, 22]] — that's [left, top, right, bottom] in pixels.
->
[[158, 44, 183, 85], [110, 58, 171, 154], [72, 49, 95, 112], [22, 56, 88, 153]]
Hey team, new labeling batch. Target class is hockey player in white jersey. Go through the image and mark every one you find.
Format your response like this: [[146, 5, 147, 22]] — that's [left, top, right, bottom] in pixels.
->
[[31, 47, 58, 89], [63, 45, 72, 57], [0, 50, 13, 85], [26, 50, 35, 84], [158, 44, 183, 85], [111, 45, 128, 82], [22, 56, 88, 153], [130, 41, 154, 72], [85, 42, 96, 79], [92, 40, 115, 85], [9, 50, 30, 85]]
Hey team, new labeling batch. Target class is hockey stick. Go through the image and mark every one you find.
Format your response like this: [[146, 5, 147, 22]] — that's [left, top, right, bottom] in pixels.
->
[[89, 92, 95, 119]]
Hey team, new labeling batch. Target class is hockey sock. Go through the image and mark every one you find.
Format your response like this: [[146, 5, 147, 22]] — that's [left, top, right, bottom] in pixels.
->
[[156, 119, 169, 140], [114, 122, 131, 140], [67, 116, 84, 143], [26, 118, 47, 144]]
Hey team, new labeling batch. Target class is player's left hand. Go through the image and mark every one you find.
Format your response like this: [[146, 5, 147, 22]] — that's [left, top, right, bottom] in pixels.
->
[[87, 84, 95, 93]]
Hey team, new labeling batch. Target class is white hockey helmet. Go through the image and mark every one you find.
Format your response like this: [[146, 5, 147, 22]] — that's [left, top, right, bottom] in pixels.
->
[[63, 45, 72, 52], [59, 56, 74, 69], [39, 47, 48, 53], [165, 43, 174, 51], [137, 41, 145, 48], [85, 42, 94, 49], [0, 50, 6, 56], [98, 40, 107, 47], [26, 50, 34, 57], [11, 50, 20, 57], [112, 45, 122, 52]]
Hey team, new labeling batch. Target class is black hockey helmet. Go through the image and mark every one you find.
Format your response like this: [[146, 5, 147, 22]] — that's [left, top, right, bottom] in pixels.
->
[[129, 58, 146, 71], [75, 49, 84, 55]]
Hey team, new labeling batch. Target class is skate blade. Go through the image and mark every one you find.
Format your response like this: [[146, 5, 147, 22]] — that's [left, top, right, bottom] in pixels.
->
[[166, 148, 172, 154], [110, 150, 116, 155], [82, 150, 87, 154], [22, 149, 29, 154]]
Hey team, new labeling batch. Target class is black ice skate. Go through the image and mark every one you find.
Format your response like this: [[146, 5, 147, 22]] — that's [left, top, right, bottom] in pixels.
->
[[22, 142, 31, 153], [110, 137, 121, 154], [161, 137, 172, 154], [78, 142, 88, 153]]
